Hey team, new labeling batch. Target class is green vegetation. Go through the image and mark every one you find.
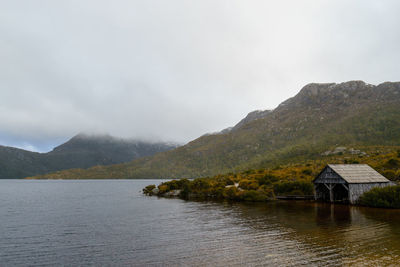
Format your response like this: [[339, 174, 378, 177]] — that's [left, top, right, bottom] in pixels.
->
[[273, 181, 313, 196], [359, 186, 400, 208], [1, 134, 176, 179], [29, 81, 400, 180], [143, 146, 400, 203], [142, 184, 156, 195], [149, 176, 276, 202]]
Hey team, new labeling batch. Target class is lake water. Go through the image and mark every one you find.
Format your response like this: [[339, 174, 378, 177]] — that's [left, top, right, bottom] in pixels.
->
[[1, 179, 400, 266]]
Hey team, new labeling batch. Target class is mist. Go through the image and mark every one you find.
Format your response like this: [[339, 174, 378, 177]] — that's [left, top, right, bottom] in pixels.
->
[[1, 0, 400, 151]]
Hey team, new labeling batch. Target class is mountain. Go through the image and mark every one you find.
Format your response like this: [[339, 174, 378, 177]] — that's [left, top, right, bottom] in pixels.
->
[[30, 81, 400, 179], [230, 109, 272, 132], [208, 109, 271, 135], [0, 134, 177, 179]]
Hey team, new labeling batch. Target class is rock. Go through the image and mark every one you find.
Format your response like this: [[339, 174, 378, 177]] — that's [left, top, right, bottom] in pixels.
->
[[152, 188, 159, 195], [321, 150, 332, 156], [334, 147, 347, 153], [163, 190, 181, 197], [231, 110, 272, 131], [349, 148, 361, 155]]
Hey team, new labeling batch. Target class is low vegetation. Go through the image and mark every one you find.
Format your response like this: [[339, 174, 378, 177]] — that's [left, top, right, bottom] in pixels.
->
[[143, 146, 400, 203], [359, 185, 400, 208]]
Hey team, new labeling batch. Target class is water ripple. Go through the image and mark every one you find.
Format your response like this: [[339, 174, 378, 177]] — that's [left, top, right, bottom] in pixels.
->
[[1, 180, 400, 266]]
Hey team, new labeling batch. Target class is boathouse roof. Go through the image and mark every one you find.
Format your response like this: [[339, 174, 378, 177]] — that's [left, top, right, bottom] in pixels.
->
[[326, 164, 389, 183]]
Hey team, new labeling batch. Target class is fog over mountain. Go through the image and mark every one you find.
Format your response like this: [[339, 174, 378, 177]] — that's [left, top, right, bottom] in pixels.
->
[[1, 1, 400, 151], [0, 133, 178, 179]]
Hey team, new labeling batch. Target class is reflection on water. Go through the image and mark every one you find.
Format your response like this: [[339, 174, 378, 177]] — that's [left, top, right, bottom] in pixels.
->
[[228, 201, 400, 266], [0, 180, 399, 266]]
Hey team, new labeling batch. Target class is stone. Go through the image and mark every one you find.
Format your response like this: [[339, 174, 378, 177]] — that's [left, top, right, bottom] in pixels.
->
[[163, 190, 181, 197], [151, 188, 159, 195]]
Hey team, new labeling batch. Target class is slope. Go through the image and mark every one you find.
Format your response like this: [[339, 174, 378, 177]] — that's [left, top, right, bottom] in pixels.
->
[[29, 81, 400, 179], [0, 134, 177, 179]]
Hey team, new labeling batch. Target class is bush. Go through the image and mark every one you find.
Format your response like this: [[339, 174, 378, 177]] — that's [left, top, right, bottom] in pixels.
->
[[259, 185, 275, 199], [210, 186, 225, 199], [301, 169, 312, 176], [242, 190, 267, 202], [273, 181, 313, 196], [158, 184, 169, 194], [192, 178, 211, 190], [244, 169, 256, 175], [226, 178, 235, 185], [384, 158, 400, 169], [223, 187, 242, 201], [159, 178, 192, 192], [217, 177, 234, 186], [239, 179, 259, 190], [143, 184, 156, 195], [383, 170, 397, 180], [359, 185, 400, 208], [179, 179, 192, 199], [258, 174, 279, 186]]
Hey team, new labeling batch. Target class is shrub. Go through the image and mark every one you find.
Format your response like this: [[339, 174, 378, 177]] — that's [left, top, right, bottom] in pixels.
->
[[239, 179, 259, 190], [179, 179, 192, 199], [258, 174, 279, 186], [166, 180, 180, 190], [192, 178, 211, 190], [259, 186, 275, 199], [210, 186, 225, 199], [273, 181, 313, 196], [180, 187, 189, 199], [384, 158, 400, 169], [242, 190, 267, 202], [383, 170, 397, 180], [158, 184, 169, 194], [344, 159, 359, 164], [223, 187, 242, 201], [244, 169, 256, 175], [222, 177, 234, 186], [143, 184, 156, 195], [359, 185, 400, 208], [301, 169, 312, 176], [177, 178, 191, 188]]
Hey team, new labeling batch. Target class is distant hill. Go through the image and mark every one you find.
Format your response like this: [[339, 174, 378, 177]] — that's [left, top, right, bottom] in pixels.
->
[[0, 134, 177, 179], [30, 81, 400, 179]]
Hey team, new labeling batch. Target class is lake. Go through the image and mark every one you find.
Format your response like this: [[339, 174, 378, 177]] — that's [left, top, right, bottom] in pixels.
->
[[1, 179, 400, 266]]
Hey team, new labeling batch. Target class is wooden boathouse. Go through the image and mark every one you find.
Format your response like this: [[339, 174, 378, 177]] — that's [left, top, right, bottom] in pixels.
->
[[313, 164, 391, 204]]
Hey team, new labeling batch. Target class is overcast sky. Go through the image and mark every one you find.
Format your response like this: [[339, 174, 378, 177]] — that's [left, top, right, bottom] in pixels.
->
[[1, 0, 400, 152]]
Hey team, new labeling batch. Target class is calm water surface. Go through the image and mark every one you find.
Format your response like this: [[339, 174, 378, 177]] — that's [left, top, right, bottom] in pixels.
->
[[1, 179, 400, 266]]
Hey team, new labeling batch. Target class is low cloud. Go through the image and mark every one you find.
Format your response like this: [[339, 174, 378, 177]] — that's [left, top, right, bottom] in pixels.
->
[[1, 0, 400, 151]]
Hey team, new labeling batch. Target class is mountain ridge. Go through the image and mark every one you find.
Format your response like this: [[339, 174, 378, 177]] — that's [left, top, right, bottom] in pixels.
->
[[0, 134, 177, 179], [28, 81, 400, 179]]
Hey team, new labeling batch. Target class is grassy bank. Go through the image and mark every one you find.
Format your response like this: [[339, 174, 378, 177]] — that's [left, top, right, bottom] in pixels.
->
[[359, 185, 400, 208], [143, 146, 400, 204], [143, 177, 313, 202]]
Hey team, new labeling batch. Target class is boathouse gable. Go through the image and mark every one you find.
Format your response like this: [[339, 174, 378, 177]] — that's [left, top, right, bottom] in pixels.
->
[[313, 164, 391, 204], [313, 166, 346, 184]]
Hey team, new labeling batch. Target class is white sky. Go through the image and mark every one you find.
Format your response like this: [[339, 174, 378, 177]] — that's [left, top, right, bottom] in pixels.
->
[[1, 0, 400, 152]]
